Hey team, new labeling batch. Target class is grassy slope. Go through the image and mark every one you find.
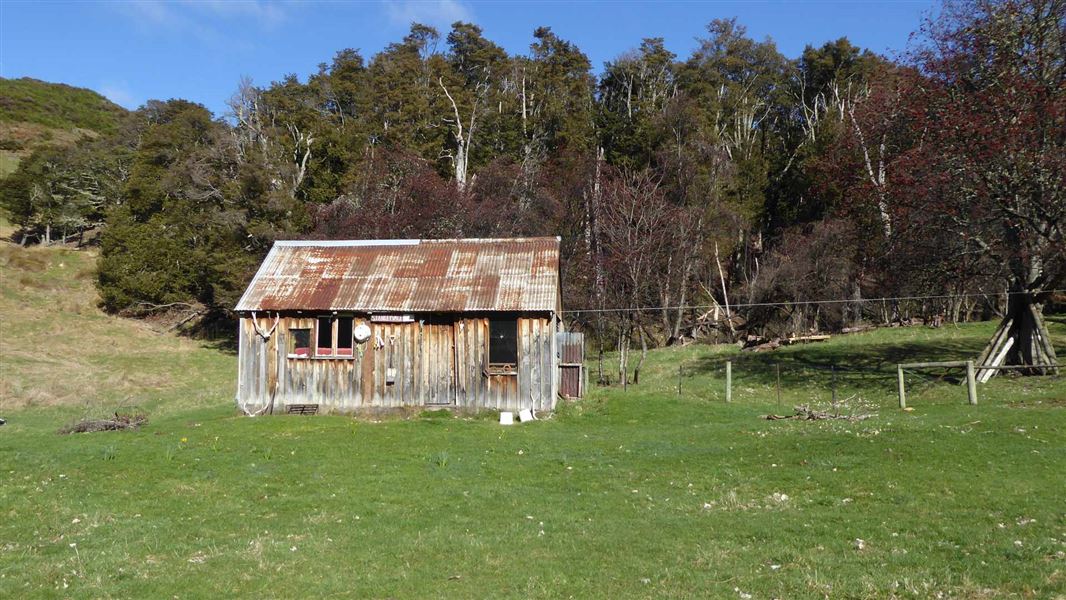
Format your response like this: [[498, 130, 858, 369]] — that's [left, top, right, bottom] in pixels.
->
[[0, 78, 127, 180], [0, 78, 125, 133], [0, 244, 1064, 598], [0, 244, 232, 414]]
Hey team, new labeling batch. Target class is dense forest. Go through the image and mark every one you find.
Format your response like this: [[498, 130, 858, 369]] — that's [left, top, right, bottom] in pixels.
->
[[1, 0, 1062, 377]]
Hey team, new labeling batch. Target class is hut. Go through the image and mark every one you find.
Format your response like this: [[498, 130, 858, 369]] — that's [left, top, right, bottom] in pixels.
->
[[233, 237, 562, 415]]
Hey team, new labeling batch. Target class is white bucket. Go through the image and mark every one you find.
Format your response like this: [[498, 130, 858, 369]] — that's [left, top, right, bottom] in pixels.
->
[[499, 412, 514, 425], [518, 409, 534, 422]]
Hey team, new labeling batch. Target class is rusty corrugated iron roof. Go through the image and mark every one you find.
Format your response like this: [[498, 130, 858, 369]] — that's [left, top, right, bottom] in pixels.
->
[[235, 238, 560, 313]]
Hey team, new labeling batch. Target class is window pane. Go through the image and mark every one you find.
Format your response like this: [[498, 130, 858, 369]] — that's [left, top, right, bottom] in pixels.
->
[[489, 318, 518, 365], [336, 317, 353, 355], [291, 329, 311, 357], [317, 317, 333, 355]]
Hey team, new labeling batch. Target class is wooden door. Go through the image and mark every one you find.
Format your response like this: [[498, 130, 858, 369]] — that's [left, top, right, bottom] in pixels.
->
[[557, 331, 585, 398], [424, 321, 456, 405]]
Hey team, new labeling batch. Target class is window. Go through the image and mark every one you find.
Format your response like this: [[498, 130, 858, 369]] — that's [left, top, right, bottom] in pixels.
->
[[336, 318, 354, 356], [317, 317, 333, 356], [290, 328, 311, 357], [488, 318, 518, 372]]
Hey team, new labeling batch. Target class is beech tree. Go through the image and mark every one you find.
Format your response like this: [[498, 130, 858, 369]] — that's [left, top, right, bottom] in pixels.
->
[[891, 0, 1064, 374]]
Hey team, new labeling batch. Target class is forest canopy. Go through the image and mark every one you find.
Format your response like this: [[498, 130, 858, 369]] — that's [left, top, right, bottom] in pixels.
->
[[1, 0, 1062, 376]]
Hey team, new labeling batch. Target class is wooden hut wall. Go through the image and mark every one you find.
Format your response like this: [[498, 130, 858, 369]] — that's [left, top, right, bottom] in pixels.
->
[[238, 314, 557, 413]]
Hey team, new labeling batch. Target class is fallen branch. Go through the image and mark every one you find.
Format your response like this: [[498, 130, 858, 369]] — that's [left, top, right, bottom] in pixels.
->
[[59, 412, 147, 434], [764, 404, 875, 421]]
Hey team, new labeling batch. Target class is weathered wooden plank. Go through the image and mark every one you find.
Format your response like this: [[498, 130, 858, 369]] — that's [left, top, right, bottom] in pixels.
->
[[900, 360, 970, 369], [519, 318, 532, 410]]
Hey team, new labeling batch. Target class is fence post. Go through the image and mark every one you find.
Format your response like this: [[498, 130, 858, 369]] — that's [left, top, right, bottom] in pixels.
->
[[831, 364, 838, 405], [897, 364, 906, 409], [775, 363, 782, 406], [677, 364, 682, 396], [966, 360, 977, 405], [725, 361, 732, 403]]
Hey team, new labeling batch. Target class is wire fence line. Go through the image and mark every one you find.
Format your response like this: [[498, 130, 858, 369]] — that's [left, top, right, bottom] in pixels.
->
[[669, 357, 1062, 409], [566, 289, 1066, 315]]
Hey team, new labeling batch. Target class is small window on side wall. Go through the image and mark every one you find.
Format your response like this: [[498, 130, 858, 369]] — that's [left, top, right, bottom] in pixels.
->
[[488, 318, 518, 373], [290, 328, 311, 357], [317, 317, 333, 356], [336, 318, 354, 356]]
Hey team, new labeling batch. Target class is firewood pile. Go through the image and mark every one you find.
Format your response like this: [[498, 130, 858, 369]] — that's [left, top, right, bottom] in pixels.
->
[[59, 412, 147, 434]]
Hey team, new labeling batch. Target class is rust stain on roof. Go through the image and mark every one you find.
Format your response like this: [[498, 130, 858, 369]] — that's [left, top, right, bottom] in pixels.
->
[[235, 238, 560, 313]]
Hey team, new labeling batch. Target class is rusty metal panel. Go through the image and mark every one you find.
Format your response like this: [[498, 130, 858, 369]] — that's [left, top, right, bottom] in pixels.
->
[[557, 332, 585, 398], [235, 238, 560, 313], [560, 366, 582, 398]]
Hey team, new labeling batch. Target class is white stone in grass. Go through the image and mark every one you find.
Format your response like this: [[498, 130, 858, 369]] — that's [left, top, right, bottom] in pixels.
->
[[1014, 540, 1023, 547], [854, 538, 866, 551]]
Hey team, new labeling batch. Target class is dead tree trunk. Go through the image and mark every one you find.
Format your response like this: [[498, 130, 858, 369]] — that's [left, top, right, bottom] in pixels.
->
[[976, 289, 1058, 380], [634, 322, 648, 384]]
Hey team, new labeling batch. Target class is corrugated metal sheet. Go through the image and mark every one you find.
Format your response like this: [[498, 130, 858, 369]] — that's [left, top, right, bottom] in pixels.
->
[[235, 238, 560, 313]]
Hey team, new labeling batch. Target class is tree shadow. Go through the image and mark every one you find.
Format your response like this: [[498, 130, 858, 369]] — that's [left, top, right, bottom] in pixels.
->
[[685, 336, 989, 390]]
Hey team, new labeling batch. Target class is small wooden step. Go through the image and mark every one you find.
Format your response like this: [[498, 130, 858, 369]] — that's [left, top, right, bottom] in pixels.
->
[[285, 404, 319, 415]]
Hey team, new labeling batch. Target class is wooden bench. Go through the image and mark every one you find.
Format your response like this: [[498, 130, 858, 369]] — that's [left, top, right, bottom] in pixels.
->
[[285, 404, 319, 415]]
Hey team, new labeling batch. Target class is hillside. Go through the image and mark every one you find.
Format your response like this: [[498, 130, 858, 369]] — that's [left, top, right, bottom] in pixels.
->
[[0, 243, 232, 414], [0, 78, 127, 178], [1, 243, 1064, 597]]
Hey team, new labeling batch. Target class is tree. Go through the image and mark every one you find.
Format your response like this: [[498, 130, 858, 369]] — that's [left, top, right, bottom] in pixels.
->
[[437, 22, 509, 190], [597, 170, 680, 384], [891, 0, 1064, 374]]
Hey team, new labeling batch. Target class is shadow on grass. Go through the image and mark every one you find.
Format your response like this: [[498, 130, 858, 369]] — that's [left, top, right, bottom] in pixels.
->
[[686, 336, 989, 391]]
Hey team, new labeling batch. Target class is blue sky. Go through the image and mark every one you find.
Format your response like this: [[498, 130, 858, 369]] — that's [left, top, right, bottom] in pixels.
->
[[2, 1, 937, 117]]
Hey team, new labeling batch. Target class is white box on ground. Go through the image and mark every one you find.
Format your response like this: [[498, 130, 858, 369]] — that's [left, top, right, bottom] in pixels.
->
[[518, 409, 534, 422], [499, 412, 514, 425]]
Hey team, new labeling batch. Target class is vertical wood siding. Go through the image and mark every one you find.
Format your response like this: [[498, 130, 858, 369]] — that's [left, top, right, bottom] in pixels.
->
[[237, 314, 558, 414]]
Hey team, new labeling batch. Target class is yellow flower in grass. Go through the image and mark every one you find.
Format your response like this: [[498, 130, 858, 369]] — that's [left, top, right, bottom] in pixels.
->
[[181, 437, 188, 443]]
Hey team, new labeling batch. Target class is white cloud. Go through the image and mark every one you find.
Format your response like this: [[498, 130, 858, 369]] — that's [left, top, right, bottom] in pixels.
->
[[112, 0, 290, 43], [185, 1, 289, 29], [384, 0, 473, 30], [99, 82, 138, 109]]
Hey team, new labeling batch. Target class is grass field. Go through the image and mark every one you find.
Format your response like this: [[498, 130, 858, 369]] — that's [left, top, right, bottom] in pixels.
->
[[1, 244, 1064, 598]]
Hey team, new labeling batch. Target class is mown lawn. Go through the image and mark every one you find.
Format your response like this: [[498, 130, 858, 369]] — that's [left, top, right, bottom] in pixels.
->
[[1, 244, 1064, 598]]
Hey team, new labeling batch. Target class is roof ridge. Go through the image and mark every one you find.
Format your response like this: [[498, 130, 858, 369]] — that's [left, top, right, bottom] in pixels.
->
[[273, 236, 560, 248]]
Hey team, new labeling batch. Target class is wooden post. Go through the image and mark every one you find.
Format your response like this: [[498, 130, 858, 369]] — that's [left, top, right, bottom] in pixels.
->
[[897, 364, 906, 409], [965, 360, 977, 405], [725, 361, 732, 403], [831, 364, 837, 405], [677, 364, 682, 396], [775, 363, 781, 406]]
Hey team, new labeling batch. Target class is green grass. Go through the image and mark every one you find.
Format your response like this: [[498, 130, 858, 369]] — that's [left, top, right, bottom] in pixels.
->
[[0, 78, 125, 133], [1, 244, 1064, 598]]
